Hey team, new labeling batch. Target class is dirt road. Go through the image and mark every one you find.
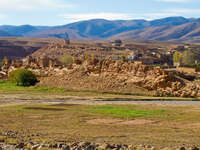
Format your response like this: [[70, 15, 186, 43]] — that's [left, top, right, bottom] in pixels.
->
[[1, 98, 200, 106]]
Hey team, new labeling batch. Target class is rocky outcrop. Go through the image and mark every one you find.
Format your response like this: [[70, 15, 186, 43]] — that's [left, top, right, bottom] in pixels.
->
[[0, 141, 200, 150], [0, 39, 49, 61], [2, 56, 200, 97], [0, 71, 6, 80], [24, 56, 63, 69], [35, 59, 200, 97], [31, 42, 172, 66], [0, 130, 200, 150], [1, 56, 63, 75], [82, 60, 198, 97]]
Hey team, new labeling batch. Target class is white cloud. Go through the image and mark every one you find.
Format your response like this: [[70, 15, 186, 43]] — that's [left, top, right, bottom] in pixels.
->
[[61, 12, 182, 23], [61, 8, 200, 24], [139, 13, 179, 20], [0, 0, 74, 12], [61, 13, 135, 23]]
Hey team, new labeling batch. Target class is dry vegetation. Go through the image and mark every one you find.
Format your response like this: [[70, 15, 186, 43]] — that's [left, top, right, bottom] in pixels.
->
[[1, 38, 200, 149], [0, 102, 200, 148]]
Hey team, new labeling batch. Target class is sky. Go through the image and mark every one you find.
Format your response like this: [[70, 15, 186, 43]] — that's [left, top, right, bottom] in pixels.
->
[[0, 0, 200, 26]]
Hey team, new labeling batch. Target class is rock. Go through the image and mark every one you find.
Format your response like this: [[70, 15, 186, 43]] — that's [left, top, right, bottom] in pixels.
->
[[57, 143, 64, 148], [26, 142, 33, 149], [128, 144, 136, 149], [62, 145, 71, 150], [2, 145, 16, 150], [48, 143, 58, 148], [31, 144, 40, 150], [87, 144, 96, 150], [15, 142, 25, 149], [38, 144, 46, 149], [179, 147, 186, 150], [0, 141, 199, 150], [0, 138, 5, 143], [150, 147, 156, 150], [4, 55, 200, 98], [98, 143, 109, 149], [190, 146, 199, 150], [78, 142, 91, 148]]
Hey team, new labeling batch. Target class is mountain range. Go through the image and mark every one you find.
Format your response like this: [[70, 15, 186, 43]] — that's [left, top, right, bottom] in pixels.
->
[[1, 17, 200, 42]]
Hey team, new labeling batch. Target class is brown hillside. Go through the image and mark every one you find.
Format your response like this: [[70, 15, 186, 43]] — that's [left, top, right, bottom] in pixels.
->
[[111, 22, 200, 42], [0, 38, 57, 61]]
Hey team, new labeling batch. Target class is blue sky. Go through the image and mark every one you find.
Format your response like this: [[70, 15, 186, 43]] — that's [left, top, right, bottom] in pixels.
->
[[0, 0, 200, 26]]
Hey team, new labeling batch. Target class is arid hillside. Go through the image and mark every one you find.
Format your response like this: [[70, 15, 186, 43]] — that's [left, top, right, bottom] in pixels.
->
[[37, 59, 200, 97], [1, 17, 200, 42], [0, 38, 57, 61], [111, 22, 200, 42], [2, 54, 200, 97]]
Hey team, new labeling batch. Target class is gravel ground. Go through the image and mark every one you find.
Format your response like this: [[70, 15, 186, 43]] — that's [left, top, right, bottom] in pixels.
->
[[1, 99, 200, 106]]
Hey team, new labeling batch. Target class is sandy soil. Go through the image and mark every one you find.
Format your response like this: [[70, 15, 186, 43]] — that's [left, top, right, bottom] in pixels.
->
[[87, 119, 155, 125], [1, 98, 200, 107]]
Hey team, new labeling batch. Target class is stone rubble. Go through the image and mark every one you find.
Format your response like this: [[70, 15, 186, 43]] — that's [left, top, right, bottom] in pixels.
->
[[0, 141, 199, 150], [1, 56, 200, 97]]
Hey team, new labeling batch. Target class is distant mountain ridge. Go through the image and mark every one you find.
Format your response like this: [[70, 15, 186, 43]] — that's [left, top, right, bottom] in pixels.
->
[[1, 16, 200, 42]]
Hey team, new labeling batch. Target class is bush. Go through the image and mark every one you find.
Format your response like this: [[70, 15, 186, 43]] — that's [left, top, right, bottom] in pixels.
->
[[149, 64, 162, 67], [173, 51, 182, 63], [121, 54, 126, 62], [60, 54, 74, 66], [9, 69, 38, 86], [182, 50, 195, 66], [85, 54, 90, 60], [1, 56, 8, 67]]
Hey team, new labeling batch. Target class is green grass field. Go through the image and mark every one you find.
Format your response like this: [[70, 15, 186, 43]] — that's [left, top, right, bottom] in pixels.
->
[[0, 80, 65, 93], [89, 105, 165, 118]]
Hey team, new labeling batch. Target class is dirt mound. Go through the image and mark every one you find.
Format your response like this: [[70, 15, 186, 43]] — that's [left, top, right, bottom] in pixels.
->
[[87, 119, 155, 125], [37, 59, 200, 97]]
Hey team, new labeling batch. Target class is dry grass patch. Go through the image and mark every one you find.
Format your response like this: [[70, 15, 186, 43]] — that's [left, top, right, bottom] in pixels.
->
[[0, 103, 200, 147], [24, 107, 66, 111], [87, 119, 155, 125]]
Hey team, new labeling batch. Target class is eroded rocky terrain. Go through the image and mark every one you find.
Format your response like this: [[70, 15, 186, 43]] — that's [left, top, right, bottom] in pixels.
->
[[0, 141, 199, 150], [0, 38, 53, 61], [1, 50, 200, 97], [0, 131, 199, 150]]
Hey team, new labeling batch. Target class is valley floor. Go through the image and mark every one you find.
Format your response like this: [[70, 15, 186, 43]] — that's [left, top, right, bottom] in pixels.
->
[[1, 98, 200, 148], [1, 81, 200, 149]]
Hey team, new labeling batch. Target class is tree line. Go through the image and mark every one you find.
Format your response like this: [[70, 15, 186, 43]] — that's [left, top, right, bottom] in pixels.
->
[[173, 50, 197, 67]]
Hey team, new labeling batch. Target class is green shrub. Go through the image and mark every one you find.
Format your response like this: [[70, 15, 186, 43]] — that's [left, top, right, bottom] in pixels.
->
[[60, 54, 74, 66], [1, 56, 8, 67], [149, 64, 162, 67], [85, 54, 90, 60], [173, 51, 182, 63], [182, 50, 195, 66], [8, 69, 38, 86], [121, 54, 126, 62]]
